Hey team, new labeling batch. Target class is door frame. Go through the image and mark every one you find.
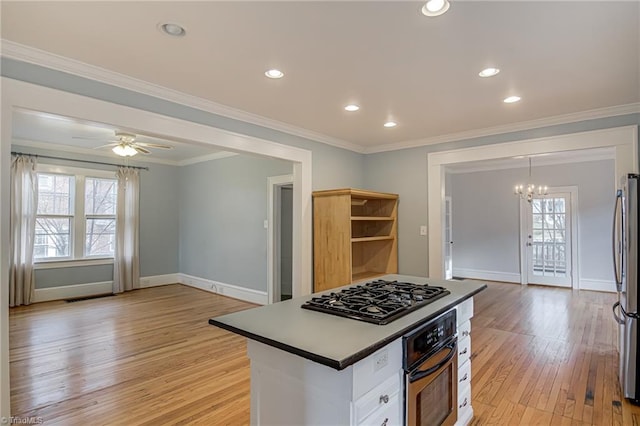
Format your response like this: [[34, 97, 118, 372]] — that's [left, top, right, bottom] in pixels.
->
[[518, 186, 578, 288], [444, 196, 453, 280], [267, 174, 294, 304], [428, 125, 638, 279]]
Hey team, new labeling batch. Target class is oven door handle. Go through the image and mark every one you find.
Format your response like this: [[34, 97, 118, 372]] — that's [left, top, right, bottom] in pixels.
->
[[409, 341, 457, 383]]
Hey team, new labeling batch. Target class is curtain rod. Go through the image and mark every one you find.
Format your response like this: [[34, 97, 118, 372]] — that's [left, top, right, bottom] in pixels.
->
[[11, 152, 149, 171]]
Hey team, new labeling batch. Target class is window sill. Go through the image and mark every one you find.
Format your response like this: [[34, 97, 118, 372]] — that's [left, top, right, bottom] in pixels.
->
[[34, 258, 114, 270]]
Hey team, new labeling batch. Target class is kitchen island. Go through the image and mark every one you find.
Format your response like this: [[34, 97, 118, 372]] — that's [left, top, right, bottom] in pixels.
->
[[209, 275, 486, 425]]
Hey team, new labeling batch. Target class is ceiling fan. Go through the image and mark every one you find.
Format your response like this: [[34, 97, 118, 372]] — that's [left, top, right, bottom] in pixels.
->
[[83, 131, 174, 157]]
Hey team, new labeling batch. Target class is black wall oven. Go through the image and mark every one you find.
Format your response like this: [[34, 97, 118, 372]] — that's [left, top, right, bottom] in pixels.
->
[[403, 310, 457, 426]]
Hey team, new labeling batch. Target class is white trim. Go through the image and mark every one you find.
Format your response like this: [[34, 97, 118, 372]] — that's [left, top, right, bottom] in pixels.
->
[[446, 148, 615, 174], [177, 151, 238, 166], [34, 258, 113, 269], [428, 125, 638, 279], [179, 273, 268, 305], [4, 40, 638, 156], [579, 278, 616, 293], [32, 281, 113, 303], [366, 103, 640, 154], [452, 268, 521, 284], [139, 274, 179, 288], [1, 40, 363, 154], [267, 174, 294, 304]]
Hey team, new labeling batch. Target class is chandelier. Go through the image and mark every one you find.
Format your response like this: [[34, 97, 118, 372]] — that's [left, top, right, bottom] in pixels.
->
[[514, 157, 548, 203]]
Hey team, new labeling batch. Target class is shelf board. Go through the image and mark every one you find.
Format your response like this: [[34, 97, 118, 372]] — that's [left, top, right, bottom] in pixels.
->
[[351, 236, 395, 243], [351, 216, 394, 221], [352, 271, 387, 282]]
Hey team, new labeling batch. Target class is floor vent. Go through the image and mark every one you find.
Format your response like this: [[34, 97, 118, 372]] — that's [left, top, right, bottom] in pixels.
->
[[451, 276, 466, 281], [65, 293, 115, 303]]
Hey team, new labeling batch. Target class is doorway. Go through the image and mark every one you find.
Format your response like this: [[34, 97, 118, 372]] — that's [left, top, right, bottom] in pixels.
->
[[268, 175, 294, 303], [444, 196, 453, 280], [520, 187, 578, 288]]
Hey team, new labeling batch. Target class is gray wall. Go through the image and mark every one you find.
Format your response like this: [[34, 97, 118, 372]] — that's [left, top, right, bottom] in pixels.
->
[[450, 160, 614, 281], [178, 154, 292, 292], [364, 114, 640, 277]]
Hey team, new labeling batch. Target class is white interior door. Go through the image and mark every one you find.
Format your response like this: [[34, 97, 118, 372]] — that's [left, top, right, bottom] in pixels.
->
[[526, 192, 574, 287], [444, 196, 453, 280]]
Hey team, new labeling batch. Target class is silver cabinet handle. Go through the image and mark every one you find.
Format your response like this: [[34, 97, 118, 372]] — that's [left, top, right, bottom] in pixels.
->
[[459, 397, 468, 408], [459, 373, 468, 382], [460, 347, 468, 355], [462, 330, 470, 337], [379, 394, 389, 404], [381, 418, 388, 426]]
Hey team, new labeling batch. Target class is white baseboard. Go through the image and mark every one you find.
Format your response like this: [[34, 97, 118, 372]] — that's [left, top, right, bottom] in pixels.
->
[[452, 268, 520, 283], [178, 273, 268, 305], [33, 281, 113, 303], [139, 274, 180, 288], [579, 278, 616, 293]]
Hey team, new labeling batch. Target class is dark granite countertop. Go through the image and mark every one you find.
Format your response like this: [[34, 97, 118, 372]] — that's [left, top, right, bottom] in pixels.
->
[[209, 274, 487, 370]]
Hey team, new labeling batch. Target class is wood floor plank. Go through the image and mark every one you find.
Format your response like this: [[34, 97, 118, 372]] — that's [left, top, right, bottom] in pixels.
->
[[9, 281, 640, 425]]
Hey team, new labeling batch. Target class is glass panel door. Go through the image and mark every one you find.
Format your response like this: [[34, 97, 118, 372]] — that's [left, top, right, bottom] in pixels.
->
[[527, 193, 572, 287]]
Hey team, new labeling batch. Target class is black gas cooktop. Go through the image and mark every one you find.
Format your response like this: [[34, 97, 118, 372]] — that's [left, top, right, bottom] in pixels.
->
[[301, 279, 450, 325]]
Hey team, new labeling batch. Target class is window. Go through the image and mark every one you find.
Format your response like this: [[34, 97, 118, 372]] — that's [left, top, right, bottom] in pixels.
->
[[35, 165, 117, 262]]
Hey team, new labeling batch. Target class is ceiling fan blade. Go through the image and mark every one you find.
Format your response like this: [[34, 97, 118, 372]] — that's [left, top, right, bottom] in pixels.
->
[[135, 142, 174, 149], [134, 146, 151, 154], [94, 143, 120, 149], [72, 135, 107, 141]]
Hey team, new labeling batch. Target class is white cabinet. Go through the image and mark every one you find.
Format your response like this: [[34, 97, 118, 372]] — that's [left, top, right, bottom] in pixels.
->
[[246, 339, 402, 426], [456, 298, 474, 426]]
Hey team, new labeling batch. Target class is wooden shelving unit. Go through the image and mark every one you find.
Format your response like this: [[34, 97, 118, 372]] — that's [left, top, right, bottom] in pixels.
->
[[313, 188, 398, 292]]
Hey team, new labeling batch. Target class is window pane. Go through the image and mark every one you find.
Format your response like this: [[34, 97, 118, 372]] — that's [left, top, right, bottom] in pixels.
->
[[37, 173, 72, 215], [86, 218, 116, 257], [85, 178, 117, 215], [35, 217, 71, 258]]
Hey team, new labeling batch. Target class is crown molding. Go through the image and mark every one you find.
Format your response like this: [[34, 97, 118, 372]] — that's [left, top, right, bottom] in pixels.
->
[[446, 147, 615, 174], [365, 103, 640, 154], [11, 138, 237, 167], [1, 39, 365, 154], [177, 151, 238, 166]]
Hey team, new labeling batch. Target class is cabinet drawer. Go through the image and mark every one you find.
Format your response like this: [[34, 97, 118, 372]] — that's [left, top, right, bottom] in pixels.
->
[[353, 373, 401, 424], [457, 384, 472, 426], [458, 320, 471, 341], [358, 392, 401, 426], [458, 337, 471, 366], [458, 357, 471, 391], [456, 298, 474, 325]]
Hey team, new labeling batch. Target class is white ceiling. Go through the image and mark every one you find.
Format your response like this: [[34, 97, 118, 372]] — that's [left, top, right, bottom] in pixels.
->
[[11, 109, 232, 165], [1, 1, 639, 152]]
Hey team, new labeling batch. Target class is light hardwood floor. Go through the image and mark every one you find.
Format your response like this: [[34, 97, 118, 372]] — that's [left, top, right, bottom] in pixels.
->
[[9, 282, 640, 425]]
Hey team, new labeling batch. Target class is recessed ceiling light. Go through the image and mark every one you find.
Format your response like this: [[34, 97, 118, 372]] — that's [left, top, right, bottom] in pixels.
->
[[344, 104, 360, 112], [265, 69, 284, 79], [159, 22, 186, 37], [504, 96, 521, 103], [479, 67, 500, 78], [421, 0, 450, 17], [383, 121, 397, 128]]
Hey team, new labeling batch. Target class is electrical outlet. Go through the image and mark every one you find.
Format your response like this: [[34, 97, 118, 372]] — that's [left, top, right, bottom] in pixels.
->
[[373, 349, 388, 371], [420, 225, 427, 236]]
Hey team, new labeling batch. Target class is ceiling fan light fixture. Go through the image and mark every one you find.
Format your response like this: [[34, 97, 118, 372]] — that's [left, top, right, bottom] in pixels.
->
[[421, 0, 450, 17], [112, 144, 138, 157]]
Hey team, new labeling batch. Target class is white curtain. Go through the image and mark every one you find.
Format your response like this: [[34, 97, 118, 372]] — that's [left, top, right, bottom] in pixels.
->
[[9, 155, 38, 307], [113, 167, 140, 293]]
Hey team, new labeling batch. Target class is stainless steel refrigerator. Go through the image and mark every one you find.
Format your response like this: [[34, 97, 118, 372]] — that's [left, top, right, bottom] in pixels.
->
[[613, 173, 640, 405]]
